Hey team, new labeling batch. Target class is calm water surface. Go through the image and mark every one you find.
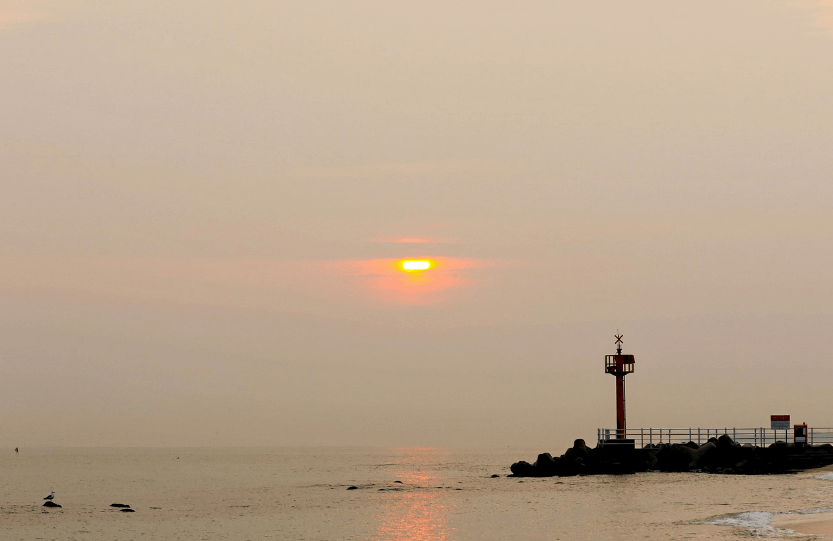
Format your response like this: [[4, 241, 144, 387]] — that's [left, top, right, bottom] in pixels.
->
[[2, 447, 832, 540]]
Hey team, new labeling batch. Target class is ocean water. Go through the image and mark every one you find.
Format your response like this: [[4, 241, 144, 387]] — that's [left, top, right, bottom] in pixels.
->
[[2, 446, 833, 540]]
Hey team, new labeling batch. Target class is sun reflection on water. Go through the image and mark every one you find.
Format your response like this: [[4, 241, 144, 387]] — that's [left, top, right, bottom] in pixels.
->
[[375, 448, 452, 541]]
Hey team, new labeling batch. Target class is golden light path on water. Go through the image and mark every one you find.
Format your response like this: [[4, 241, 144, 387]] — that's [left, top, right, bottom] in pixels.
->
[[376, 448, 451, 541]]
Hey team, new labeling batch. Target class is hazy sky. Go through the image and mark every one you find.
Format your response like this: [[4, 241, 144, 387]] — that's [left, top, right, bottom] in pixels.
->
[[2, 1, 833, 448]]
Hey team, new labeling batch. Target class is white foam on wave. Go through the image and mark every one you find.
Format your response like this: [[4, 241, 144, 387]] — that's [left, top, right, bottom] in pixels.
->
[[708, 511, 774, 529], [703, 511, 802, 537], [703, 508, 833, 537], [783, 506, 833, 515]]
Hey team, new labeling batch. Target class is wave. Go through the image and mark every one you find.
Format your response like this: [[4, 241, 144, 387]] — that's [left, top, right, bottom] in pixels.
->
[[707, 511, 774, 529], [784, 506, 833, 515], [704, 506, 833, 537], [703, 511, 794, 537]]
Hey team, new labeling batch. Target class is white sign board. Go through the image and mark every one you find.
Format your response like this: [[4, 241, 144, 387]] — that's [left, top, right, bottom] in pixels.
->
[[771, 415, 790, 430]]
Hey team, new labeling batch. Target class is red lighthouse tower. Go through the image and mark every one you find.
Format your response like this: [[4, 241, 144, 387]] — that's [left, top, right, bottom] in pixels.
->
[[605, 333, 635, 439]]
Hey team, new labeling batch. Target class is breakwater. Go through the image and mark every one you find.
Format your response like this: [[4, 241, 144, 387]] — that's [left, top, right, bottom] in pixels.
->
[[510, 435, 833, 476]]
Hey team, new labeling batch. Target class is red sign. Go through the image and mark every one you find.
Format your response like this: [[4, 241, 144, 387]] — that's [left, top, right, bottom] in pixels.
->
[[771, 415, 790, 422], [771, 415, 790, 430]]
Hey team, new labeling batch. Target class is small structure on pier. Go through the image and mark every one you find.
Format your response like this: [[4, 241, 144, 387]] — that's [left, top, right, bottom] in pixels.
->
[[605, 333, 635, 440]]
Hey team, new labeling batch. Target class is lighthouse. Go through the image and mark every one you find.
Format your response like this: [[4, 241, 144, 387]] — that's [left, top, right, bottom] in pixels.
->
[[605, 333, 635, 439]]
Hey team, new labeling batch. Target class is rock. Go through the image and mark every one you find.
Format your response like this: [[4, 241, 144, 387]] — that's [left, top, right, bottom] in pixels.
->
[[675, 444, 697, 468], [346, 486, 358, 490], [509, 435, 833, 478], [120, 508, 135, 513], [533, 453, 559, 476], [674, 444, 698, 471], [42, 501, 62, 508], [647, 441, 718, 472], [110, 503, 131, 508], [716, 434, 738, 449], [572, 439, 590, 458], [689, 442, 717, 469], [490, 474, 500, 478], [652, 444, 690, 471], [510, 460, 538, 477], [393, 480, 402, 484]]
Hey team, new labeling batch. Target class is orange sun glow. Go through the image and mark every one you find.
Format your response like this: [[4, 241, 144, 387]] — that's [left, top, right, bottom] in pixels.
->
[[341, 256, 490, 305]]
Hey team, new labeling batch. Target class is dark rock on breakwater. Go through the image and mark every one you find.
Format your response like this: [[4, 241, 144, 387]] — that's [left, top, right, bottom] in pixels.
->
[[510, 436, 833, 476]]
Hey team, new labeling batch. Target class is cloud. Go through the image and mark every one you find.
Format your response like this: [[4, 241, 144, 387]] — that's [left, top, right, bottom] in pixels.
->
[[798, 0, 833, 29], [0, 10, 45, 29], [820, 0, 833, 27], [372, 236, 453, 245], [0, 255, 503, 312], [337, 257, 496, 305]]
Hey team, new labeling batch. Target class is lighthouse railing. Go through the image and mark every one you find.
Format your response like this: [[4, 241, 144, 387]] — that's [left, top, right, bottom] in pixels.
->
[[597, 427, 833, 447]]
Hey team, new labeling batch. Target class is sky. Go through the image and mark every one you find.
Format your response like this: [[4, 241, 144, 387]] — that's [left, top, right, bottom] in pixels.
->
[[2, 0, 833, 448]]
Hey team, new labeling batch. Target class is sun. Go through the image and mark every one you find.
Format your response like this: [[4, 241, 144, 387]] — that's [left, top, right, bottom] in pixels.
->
[[400, 259, 433, 271]]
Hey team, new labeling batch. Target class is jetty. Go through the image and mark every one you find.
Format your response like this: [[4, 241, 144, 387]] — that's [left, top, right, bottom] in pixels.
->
[[510, 335, 833, 476], [511, 434, 833, 477]]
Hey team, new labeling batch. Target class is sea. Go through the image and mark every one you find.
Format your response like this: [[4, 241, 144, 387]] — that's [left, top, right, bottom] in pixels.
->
[[3, 446, 833, 540]]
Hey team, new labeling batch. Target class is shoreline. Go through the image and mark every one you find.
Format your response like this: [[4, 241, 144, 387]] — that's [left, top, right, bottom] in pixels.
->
[[773, 510, 833, 539]]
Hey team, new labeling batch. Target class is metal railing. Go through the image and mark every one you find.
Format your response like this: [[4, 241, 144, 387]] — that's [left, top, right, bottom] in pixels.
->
[[597, 428, 833, 448]]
